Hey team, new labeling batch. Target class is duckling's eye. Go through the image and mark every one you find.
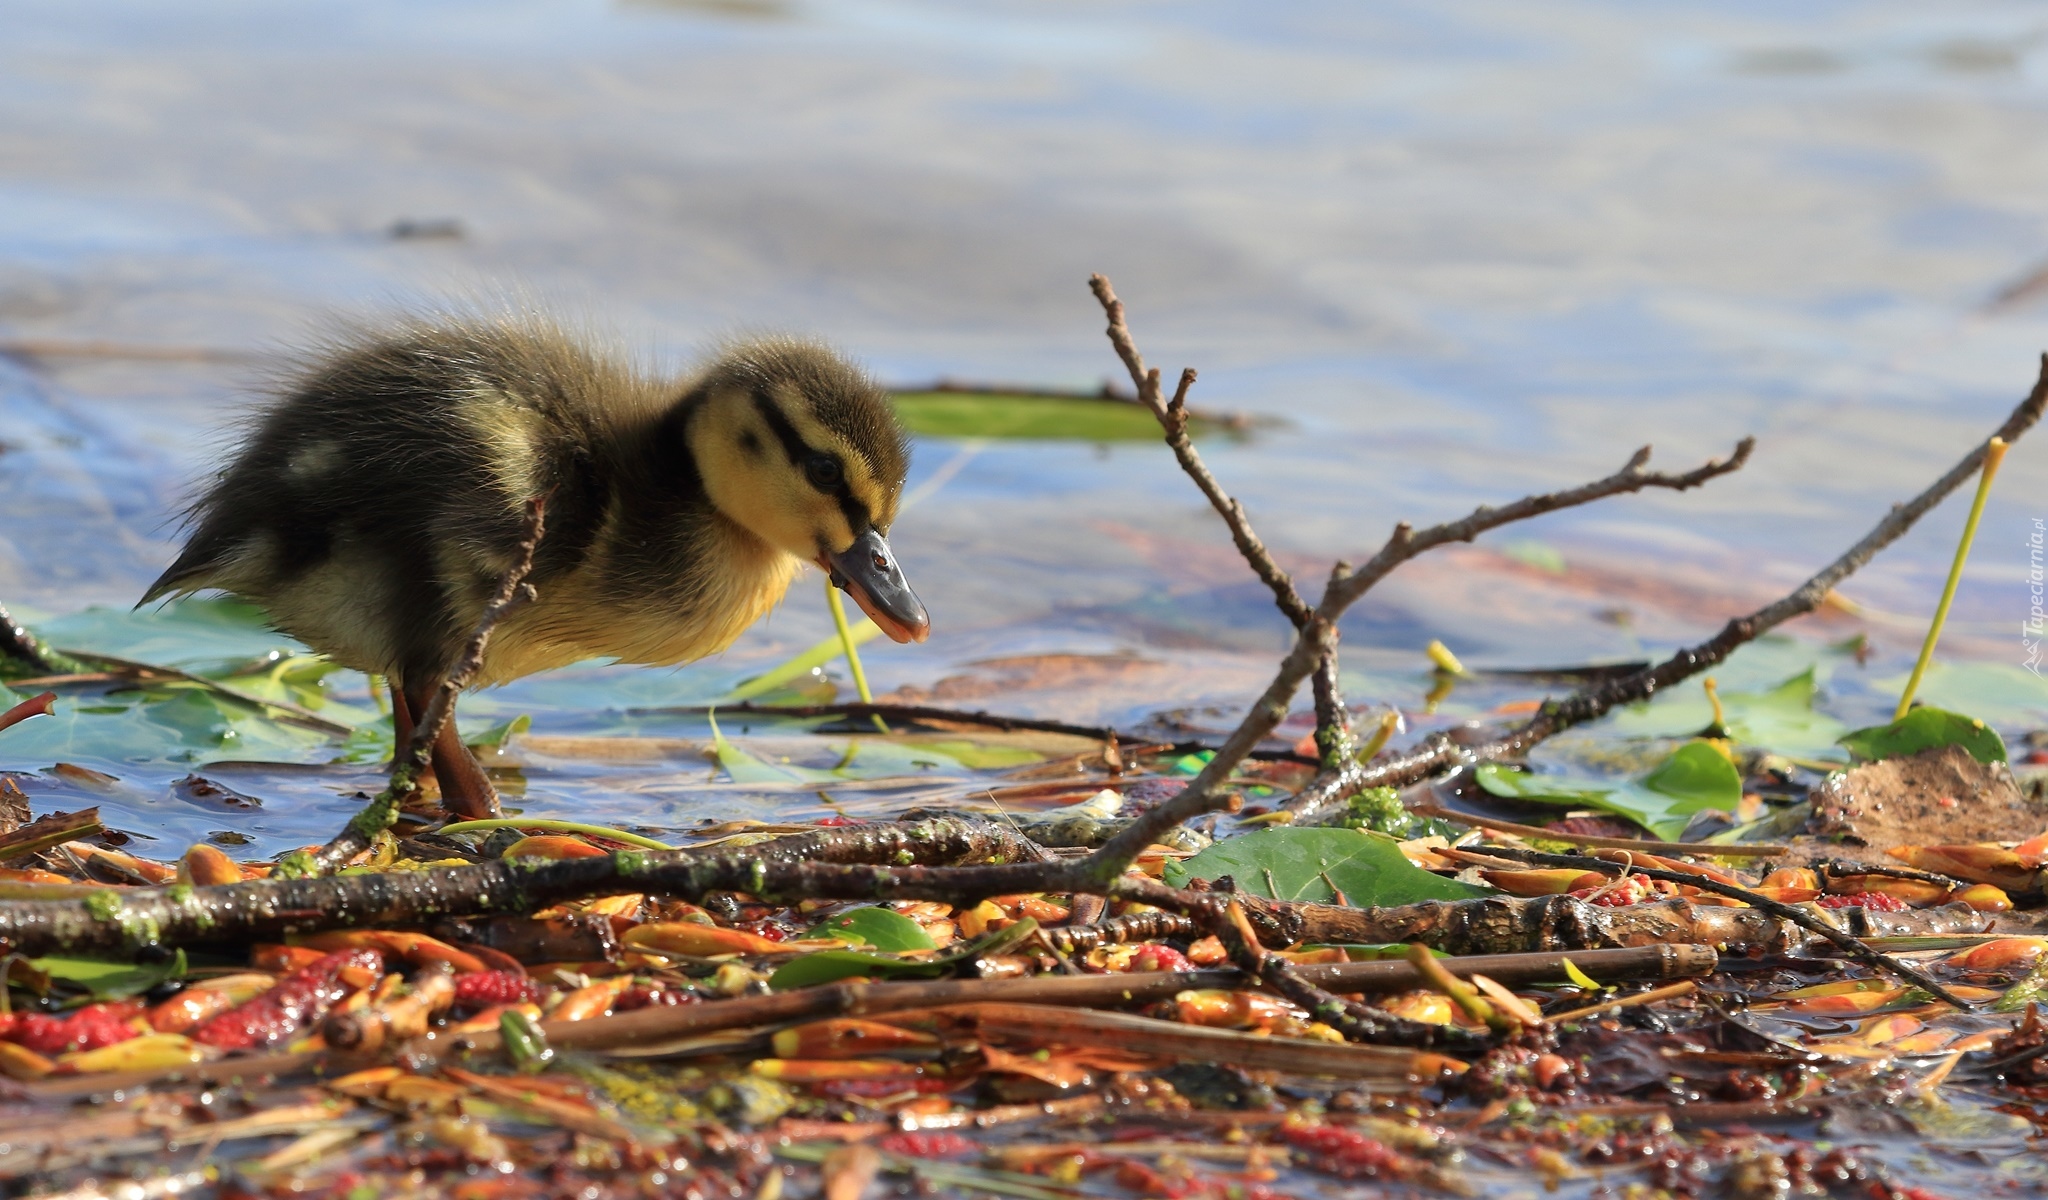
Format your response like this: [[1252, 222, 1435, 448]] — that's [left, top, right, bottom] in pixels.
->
[[803, 455, 843, 492]]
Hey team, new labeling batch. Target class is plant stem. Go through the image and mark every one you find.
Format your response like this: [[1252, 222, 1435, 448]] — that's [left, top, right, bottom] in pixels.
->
[[825, 577, 888, 733], [1896, 436, 2009, 720]]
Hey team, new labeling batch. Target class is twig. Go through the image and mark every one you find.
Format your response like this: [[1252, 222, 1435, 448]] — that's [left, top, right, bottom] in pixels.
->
[[1471, 844, 1978, 1009], [1044, 910, 1199, 955], [1283, 355, 2048, 822], [1090, 276, 1354, 758], [282, 498, 547, 876], [1090, 280, 1311, 632], [1221, 890, 1980, 957], [1110, 875, 1482, 1049]]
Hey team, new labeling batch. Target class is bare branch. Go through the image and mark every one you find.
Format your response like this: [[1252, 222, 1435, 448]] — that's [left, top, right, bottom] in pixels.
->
[[1326, 439, 1754, 613], [1089, 274, 1312, 629], [1284, 355, 2048, 822]]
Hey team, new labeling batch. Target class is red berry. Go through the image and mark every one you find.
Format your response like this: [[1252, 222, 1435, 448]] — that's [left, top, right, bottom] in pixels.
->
[[1282, 1125, 1408, 1180], [452, 969, 541, 1011], [11, 1003, 140, 1055], [1128, 944, 1194, 973], [875, 1132, 976, 1158]]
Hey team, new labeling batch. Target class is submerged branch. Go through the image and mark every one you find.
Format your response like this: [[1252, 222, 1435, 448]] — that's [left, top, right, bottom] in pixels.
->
[[6, 817, 1037, 959]]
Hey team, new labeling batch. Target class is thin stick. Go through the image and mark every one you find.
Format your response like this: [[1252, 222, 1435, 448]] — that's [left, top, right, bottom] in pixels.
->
[[1473, 844, 1978, 1009], [1408, 801, 1788, 857], [1897, 436, 2009, 718], [1547, 980, 1698, 1025], [1089, 276, 1354, 753]]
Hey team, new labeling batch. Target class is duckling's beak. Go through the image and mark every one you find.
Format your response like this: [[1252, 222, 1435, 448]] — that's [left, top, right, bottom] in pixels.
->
[[823, 529, 930, 644]]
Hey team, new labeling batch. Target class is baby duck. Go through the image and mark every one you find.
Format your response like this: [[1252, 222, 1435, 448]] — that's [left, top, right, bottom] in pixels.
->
[[142, 316, 929, 817]]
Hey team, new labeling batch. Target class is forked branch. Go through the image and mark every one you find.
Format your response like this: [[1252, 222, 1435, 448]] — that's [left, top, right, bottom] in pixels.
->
[[1284, 354, 2048, 822]]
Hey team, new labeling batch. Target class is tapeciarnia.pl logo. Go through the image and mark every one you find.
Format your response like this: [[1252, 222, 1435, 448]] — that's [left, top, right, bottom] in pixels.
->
[[2026, 517, 2045, 677]]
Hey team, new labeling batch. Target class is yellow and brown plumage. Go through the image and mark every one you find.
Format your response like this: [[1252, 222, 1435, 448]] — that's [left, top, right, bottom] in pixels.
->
[[142, 315, 929, 816]]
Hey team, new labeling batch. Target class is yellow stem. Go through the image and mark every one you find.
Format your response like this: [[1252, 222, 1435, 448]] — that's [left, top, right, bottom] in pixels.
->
[[1355, 710, 1400, 761], [825, 579, 889, 733], [1703, 677, 1724, 731], [1896, 437, 2009, 720]]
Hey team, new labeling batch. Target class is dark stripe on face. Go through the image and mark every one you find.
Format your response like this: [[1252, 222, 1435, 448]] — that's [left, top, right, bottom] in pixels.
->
[[750, 391, 871, 536]]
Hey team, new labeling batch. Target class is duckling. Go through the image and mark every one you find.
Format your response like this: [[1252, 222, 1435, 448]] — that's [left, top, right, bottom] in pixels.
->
[[141, 315, 929, 817]]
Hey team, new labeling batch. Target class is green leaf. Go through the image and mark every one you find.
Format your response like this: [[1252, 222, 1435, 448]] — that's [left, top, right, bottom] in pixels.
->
[[892, 391, 1227, 442], [1305, 943, 1450, 961], [1838, 707, 2008, 765], [805, 906, 935, 952], [1162, 828, 1493, 905], [466, 714, 531, 750], [765, 948, 951, 989], [1609, 668, 1847, 760], [31, 950, 186, 1000], [769, 920, 1038, 989], [1474, 740, 1744, 842]]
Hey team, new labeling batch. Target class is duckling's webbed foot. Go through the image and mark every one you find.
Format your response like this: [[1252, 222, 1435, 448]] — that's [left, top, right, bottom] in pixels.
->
[[397, 684, 501, 821]]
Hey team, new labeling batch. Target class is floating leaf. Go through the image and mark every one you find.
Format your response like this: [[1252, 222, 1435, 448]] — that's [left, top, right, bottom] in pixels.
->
[[1162, 828, 1492, 905], [891, 391, 1220, 442], [31, 950, 186, 1000], [1609, 668, 1847, 760], [467, 714, 532, 750], [805, 907, 935, 953], [769, 920, 1038, 990], [1474, 741, 1744, 842], [1838, 707, 2007, 765]]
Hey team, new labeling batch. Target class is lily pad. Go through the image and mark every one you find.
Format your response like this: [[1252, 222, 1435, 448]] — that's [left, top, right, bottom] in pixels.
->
[[805, 906, 935, 952], [1162, 827, 1492, 905], [1838, 707, 2007, 765], [1474, 740, 1744, 841]]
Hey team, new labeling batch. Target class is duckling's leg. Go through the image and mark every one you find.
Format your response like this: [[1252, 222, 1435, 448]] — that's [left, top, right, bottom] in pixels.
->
[[399, 683, 500, 821], [387, 684, 438, 793]]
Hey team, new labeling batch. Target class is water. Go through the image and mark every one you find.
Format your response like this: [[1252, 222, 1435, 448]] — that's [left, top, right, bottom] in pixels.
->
[[4, 0, 2048, 855]]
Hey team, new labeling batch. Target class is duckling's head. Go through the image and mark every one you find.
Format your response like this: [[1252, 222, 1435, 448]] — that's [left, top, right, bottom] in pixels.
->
[[684, 337, 929, 644]]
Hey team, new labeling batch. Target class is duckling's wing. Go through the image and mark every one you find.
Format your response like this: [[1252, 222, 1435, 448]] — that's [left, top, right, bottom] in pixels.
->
[[139, 318, 651, 682]]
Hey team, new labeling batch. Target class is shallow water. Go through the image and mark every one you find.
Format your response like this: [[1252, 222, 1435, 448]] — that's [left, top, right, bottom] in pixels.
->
[[4, 1, 2048, 854]]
